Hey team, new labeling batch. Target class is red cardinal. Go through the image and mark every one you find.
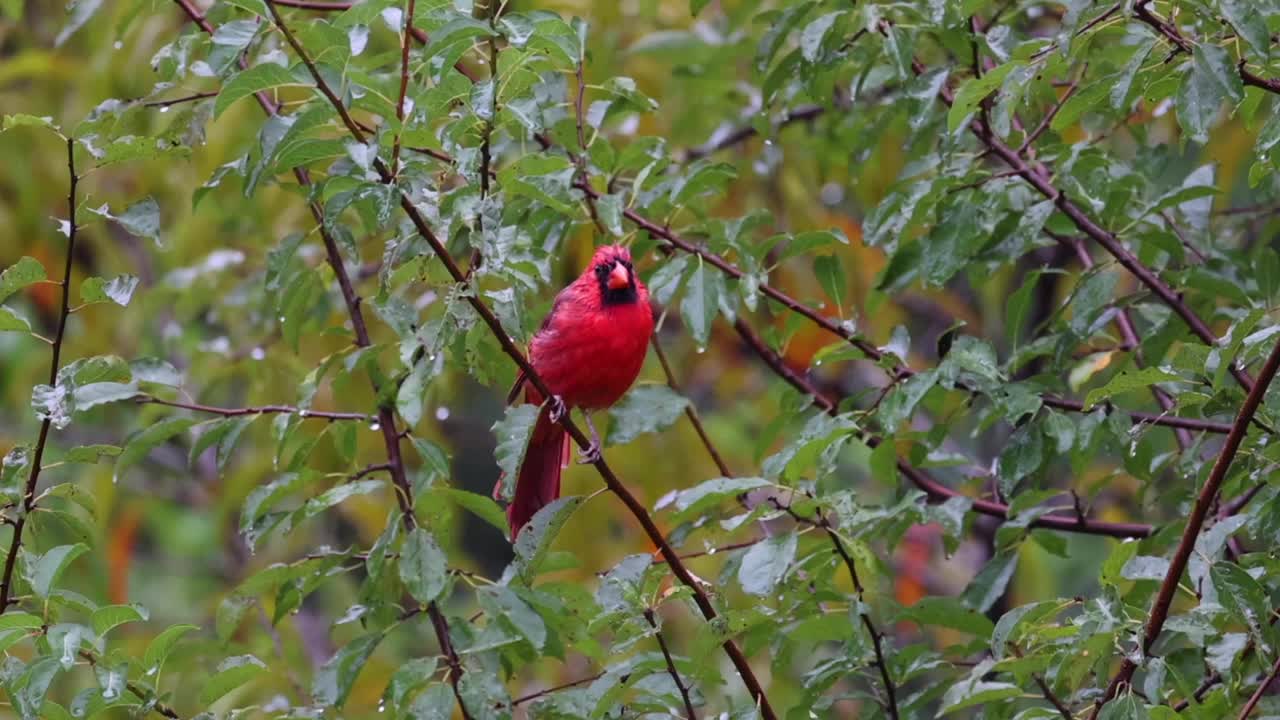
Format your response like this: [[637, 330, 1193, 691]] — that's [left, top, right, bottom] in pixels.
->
[[496, 245, 654, 538]]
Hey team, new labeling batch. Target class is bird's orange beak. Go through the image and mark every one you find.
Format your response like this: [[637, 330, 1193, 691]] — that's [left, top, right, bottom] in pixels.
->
[[607, 263, 630, 290]]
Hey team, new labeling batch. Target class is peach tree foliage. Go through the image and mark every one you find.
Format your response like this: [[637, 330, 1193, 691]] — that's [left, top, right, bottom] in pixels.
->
[[0, 0, 1279, 718]]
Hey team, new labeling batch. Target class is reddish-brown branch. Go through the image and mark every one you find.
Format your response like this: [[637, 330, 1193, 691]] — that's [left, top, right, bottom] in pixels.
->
[[1237, 655, 1280, 720], [0, 136, 80, 612], [258, 3, 776, 714], [1089, 333, 1280, 718], [733, 319, 1153, 539], [390, 0, 417, 177], [643, 608, 699, 719], [681, 104, 824, 162], [138, 396, 374, 422]]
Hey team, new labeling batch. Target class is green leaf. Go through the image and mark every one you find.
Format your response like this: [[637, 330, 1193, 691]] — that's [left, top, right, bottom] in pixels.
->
[[668, 476, 768, 520], [25, 543, 88, 598], [0, 306, 31, 333], [605, 384, 689, 446], [0, 257, 47, 303], [948, 61, 1020, 132], [1212, 563, 1272, 647], [1083, 367, 1184, 410], [200, 655, 265, 705], [12, 656, 60, 720], [1220, 0, 1269, 59], [738, 531, 797, 596], [901, 596, 996, 636], [115, 417, 197, 483], [303, 479, 382, 518], [143, 624, 199, 675], [432, 487, 507, 535], [513, 495, 584, 578], [1, 115, 60, 135], [1177, 44, 1243, 143], [79, 275, 139, 307], [399, 528, 448, 605], [88, 197, 162, 244], [961, 549, 1018, 613], [409, 436, 452, 480], [215, 63, 304, 119], [313, 633, 384, 707], [91, 603, 149, 636], [940, 678, 1022, 715], [813, 254, 845, 312], [681, 259, 722, 348], [491, 404, 540, 503]]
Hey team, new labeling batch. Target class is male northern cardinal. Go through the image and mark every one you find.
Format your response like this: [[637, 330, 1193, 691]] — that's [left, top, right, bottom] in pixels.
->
[[496, 244, 654, 538]]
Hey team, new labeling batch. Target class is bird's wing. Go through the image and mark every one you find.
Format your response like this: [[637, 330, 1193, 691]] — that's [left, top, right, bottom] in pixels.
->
[[506, 292, 570, 405]]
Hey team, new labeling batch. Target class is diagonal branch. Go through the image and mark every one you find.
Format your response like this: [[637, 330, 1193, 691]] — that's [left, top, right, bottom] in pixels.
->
[[258, 2, 777, 714], [1089, 333, 1280, 718], [0, 135, 80, 612], [1237, 654, 1280, 720], [651, 336, 733, 477], [733, 319, 1153, 539], [643, 608, 699, 719], [389, 0, 418, 177]]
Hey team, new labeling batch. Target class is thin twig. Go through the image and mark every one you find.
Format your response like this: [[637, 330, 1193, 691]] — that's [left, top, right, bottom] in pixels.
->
[[772, 496, 899, 719], [1089, 333, 1280, 718], [1237, 654, 1280, 720], [138, 396, 374, 422], [644, 608, 699, 719], [650, 336, 732, 477], [511, 672, 606, 706], [0, 135, 79, 612], [143, 91, 218, 108], [80, 650, 182, 719], [389, 0, 417, 177]]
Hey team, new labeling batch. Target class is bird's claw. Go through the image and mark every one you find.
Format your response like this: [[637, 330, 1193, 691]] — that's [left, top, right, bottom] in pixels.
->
[[547, 395, 567, 423], [576, 442, 602, 465]]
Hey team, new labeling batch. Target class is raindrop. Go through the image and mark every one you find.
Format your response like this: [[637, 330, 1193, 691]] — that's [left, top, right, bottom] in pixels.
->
[[763, 139, 773, 146], [707, 547, 717, 555], [278, 315, 287, 323], [370, 422, 382, 432], [377, 701, 387, 714], [696, 346, 706, 354], [145, 666, 157, 677], [113, 40, 123, 50], [159, 106, 170, 114], [435, 406, 451, 421], [814, 360, 823, 367], [250, 346, 266, 360]]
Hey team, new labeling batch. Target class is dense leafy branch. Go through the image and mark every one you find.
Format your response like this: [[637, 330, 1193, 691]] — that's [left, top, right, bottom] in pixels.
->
[[1090, 333, 1280, 717]]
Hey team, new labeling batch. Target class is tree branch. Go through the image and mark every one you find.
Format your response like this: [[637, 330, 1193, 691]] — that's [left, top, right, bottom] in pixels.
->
[[733, 319, 1153, 539], [0, 135, 80, 612], [651, 335, 733, 477], [138, 396, 374, 422], [389, 0, 417, 177], [1089, 333, 1280, 718], [1237, 654, 1280, 719], [644, 608, 699, 719]]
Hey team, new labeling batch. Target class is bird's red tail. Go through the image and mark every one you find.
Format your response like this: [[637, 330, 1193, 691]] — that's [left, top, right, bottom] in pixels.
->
[[504, 402, 569, 539]]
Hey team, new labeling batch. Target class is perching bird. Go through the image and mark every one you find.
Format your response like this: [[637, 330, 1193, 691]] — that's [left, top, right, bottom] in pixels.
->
[[496, 244, 654, 538]]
